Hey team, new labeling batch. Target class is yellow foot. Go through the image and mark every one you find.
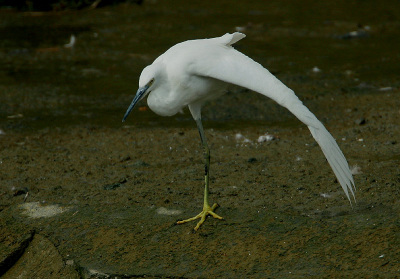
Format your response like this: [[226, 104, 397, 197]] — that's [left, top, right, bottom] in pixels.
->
[[177, 203, 223, 231]]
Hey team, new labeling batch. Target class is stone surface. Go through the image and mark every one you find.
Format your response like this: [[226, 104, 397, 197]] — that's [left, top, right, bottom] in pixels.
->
[[0, 209, 34, 277], [2, 234, 80, 279]]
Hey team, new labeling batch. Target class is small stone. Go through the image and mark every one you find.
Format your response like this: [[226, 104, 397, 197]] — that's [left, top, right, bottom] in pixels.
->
[[118, 177, 127, 183], [312, 66, 321, 73], [257, 134, 275, 143], [248, 158, 257, 163], [134, 160, 149, 166], [104, 183, 121, 190], [120, 155, 131, 162], [355, 117, 366, 125], [13, 187, 29, 196]]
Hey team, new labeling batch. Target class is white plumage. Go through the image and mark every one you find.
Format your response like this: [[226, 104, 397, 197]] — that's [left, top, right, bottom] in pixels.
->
[[123, 32, 356, 230]]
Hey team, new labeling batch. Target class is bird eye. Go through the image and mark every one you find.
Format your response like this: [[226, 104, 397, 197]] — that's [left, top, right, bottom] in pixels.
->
[[149, 78, 154, 86]]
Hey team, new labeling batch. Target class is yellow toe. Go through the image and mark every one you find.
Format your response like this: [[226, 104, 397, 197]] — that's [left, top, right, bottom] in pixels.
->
[[177, 203, 223, 230]]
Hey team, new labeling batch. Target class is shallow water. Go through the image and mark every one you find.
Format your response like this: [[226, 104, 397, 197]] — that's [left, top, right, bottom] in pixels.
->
[[1, 0, 399, 132]]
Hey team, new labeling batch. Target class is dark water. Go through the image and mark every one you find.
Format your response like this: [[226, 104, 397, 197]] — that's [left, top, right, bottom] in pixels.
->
[[0, 0, 399, 132]]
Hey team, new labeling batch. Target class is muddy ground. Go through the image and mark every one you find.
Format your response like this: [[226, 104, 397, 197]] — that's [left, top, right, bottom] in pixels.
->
[[1, 1, 400, 278]]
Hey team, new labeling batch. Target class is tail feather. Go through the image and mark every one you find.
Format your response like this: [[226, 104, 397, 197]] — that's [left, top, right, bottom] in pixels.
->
[[308, 125, 356, 203], [189, 34, 356, 204], [287, 101, 356, 204]]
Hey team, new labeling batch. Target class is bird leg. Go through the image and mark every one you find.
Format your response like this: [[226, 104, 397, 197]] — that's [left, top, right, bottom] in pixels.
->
[[176, 118, 223, 230]]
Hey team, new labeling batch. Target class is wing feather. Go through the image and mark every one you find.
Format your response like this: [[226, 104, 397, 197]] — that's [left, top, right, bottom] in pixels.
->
[[192, 37, 356, 203]]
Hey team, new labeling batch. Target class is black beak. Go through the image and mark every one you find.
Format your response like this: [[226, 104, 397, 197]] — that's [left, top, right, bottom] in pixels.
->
[[122, 85, 149, 122]]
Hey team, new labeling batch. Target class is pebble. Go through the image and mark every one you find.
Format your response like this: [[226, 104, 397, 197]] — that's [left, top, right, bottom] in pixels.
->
[[355, 117, 366, 125], [312, 66, 321, 73], [258, 134, 275, 143]]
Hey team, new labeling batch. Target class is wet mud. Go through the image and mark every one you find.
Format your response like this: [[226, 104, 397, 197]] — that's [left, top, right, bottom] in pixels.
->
[[1, 1, 400, 278]]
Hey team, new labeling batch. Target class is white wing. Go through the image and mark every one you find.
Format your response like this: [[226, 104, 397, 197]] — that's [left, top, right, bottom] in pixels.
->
[[192, 33, 356, 203]]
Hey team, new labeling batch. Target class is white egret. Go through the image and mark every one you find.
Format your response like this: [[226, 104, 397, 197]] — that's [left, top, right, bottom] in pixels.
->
[[122, 32, 356, 230]]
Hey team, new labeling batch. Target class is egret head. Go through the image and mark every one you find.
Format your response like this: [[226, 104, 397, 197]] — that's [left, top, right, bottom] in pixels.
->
[[122, 65, 159, 122]]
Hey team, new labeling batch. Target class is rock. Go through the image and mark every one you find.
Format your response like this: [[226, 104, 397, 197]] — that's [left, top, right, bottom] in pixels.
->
[[248, 157, 257, 163], [120, 155, 131, 162], [134, 160, 149, 166], [0, 209, 34, 277], [355, 117, 366, 125], [103, 183, 122, 190], [257, 134, 275, 143], [2, 234, 80, 279]]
